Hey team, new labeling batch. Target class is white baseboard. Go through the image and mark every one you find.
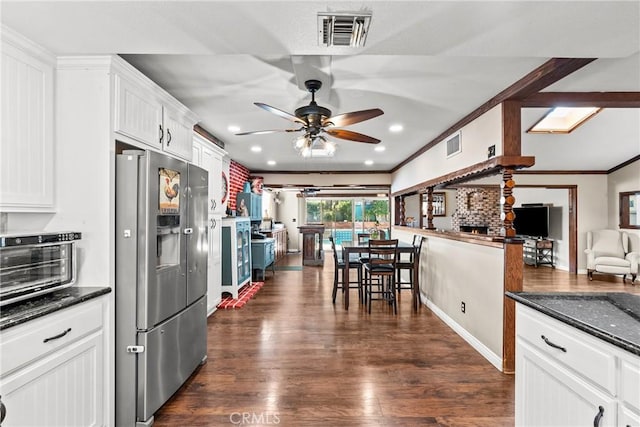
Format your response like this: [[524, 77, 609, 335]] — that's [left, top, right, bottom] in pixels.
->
[[421, 292, 503, 372]]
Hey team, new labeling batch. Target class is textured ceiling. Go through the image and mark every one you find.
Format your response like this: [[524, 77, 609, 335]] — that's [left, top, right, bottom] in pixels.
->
[[2, 1, 639, 172]]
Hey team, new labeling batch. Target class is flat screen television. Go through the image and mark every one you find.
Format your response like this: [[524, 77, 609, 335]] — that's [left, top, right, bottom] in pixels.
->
[[513, 206, 549, 238]]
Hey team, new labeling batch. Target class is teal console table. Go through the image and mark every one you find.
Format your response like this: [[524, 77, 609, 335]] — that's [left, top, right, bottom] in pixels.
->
[[251, 238, 275, 280]]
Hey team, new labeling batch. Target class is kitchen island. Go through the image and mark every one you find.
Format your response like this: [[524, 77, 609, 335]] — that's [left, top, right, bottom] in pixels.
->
[[507, 292, 640, 426]]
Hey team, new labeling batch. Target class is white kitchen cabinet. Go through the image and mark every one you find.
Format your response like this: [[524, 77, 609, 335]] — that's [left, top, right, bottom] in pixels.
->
[[114, 73, 164, 150], [193, 133, 227, 314], [515, 303, 640, 427], [114, 73, 196, 162], [162, 106, 193, 160], [0, 295, 109, 427], [516, 339, 615, 426], [0, 26, 55, 212]]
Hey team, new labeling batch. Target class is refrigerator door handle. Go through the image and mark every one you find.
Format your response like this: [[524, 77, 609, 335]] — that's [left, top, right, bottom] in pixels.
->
[[184, 228, 194, 235]]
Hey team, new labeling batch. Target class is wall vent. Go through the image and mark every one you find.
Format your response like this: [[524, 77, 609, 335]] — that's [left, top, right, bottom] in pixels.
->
[[318, 12, 372, 47], [446, 131, 462, 158]]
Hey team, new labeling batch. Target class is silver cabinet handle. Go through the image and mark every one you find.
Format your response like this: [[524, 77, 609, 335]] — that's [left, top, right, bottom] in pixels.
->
[[166, 129, 172, 146], [158, 124, 163, 144], [43, 327, 72, 343], [210, 218, 217, 229]]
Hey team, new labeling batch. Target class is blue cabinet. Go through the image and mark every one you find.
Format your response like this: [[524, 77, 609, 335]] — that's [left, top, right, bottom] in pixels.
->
[[222, 217, 251, 298], [236, 192, 262, 221], [251, 238, 275, 280]]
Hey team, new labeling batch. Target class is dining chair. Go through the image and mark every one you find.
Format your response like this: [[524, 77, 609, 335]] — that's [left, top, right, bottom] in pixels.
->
[[396, 235, 424, 300], [357, 233, 371, 244], [329, 236, 362, 303], [362, 239, 398, 314]]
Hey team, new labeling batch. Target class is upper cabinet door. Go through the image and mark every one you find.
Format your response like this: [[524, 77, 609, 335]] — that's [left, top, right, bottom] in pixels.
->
[[0, 31, 55, 211], [114, 74, 194, 162], [114, 74, 163, 148], [162, 107, 193, 161]]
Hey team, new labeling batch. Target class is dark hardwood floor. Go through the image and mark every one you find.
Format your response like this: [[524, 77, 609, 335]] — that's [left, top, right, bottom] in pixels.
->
[[152, 255, 637, 426]]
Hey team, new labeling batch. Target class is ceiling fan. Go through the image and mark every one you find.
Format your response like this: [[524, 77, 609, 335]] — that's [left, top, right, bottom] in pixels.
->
[[236, 79, 384, 144]]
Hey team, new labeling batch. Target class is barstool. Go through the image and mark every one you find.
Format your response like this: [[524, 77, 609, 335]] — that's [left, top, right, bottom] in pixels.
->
[[396, 235, 424, 299], [362, 239, 398, 314], [329, 236, 362, 303]]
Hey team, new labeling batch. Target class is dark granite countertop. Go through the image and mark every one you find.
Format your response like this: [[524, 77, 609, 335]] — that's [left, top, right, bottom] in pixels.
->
[[506, 292, 640, 356], [0, 287, 111, 331]]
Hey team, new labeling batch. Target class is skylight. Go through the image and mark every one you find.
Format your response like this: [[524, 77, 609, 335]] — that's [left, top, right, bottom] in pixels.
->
[[527, 107, 602, 134]]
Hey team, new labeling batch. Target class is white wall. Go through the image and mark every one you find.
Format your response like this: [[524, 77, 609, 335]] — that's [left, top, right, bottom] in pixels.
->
[[513, 188, 570, 270], [607, 158, 640, 244], [393, 228, 504, 370], [514, 174, 608, 273], [432, 189, 456, 230], [403, 193, 421, 227], [275, 191, 301, 251], [392, 105, 502, 193]]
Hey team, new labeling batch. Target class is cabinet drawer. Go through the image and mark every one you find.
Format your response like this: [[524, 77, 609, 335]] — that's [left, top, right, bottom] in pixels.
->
[[621, 356, 640, 412], [1, 298, 104, 376], [516, 305, 616, 395]]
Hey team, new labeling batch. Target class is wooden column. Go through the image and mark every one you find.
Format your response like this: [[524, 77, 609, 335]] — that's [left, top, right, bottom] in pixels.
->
[[502, 100, 522, 157], [426, 187, 435, 229], [500, 168, 516, 237], [503, 239, 523, 374], [398, 196, 406, 226]]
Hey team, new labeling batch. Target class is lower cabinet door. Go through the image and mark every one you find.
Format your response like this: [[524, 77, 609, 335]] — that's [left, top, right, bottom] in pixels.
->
[[619, 405, 640, 427], [516, 340, 616, 427], [207, 214, 222, 315], [0, 331, 104, 427]]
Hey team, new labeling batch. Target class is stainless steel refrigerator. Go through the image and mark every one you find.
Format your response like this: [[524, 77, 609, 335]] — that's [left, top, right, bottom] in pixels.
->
[[115, 150, 208, 427]]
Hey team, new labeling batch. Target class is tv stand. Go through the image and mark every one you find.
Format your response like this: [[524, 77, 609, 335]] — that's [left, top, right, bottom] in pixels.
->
[[523, 238, 554, 268]]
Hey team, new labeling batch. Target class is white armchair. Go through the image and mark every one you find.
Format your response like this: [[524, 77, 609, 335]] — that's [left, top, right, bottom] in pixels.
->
[[585, 230, 638, 284]]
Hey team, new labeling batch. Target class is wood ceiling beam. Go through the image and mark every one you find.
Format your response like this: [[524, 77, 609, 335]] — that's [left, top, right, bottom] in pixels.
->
[[520, 91, 640, 108], [391, 58, 596, 173], [391, 155, 535, 197]]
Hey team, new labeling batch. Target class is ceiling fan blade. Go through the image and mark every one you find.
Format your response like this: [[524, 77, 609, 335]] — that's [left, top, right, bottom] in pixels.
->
[[254, 102, 307, 125], [323, 108, 383, 127], [324, 129, 380, 144], [236, 128, 303, 136]]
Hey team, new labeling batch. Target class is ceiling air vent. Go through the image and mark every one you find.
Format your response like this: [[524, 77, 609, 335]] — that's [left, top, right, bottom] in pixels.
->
[[318, 12, 372, 47]]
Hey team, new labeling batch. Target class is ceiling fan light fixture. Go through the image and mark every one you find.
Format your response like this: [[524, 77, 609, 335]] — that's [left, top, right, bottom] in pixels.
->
[[293, 134, 336, 158]]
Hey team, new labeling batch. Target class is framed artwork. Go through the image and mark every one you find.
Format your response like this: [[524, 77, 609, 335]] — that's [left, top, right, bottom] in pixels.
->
[[433, 192, 446, 216]]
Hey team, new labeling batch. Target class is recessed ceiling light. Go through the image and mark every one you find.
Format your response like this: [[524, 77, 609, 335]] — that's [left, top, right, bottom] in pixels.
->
[[228, 125, 241, 133], [389, 124, 403, 133], [267, 160, 276, 166], [364, 160, 374, 166], [374, 146, 386, 152], [251, 146, 262, 153]]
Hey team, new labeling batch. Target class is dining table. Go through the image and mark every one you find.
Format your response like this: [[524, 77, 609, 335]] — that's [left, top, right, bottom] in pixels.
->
[[340, 240, 420, 311]]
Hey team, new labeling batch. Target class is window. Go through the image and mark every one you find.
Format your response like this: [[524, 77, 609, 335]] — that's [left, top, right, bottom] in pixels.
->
[[305, 197, 389, 245]]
